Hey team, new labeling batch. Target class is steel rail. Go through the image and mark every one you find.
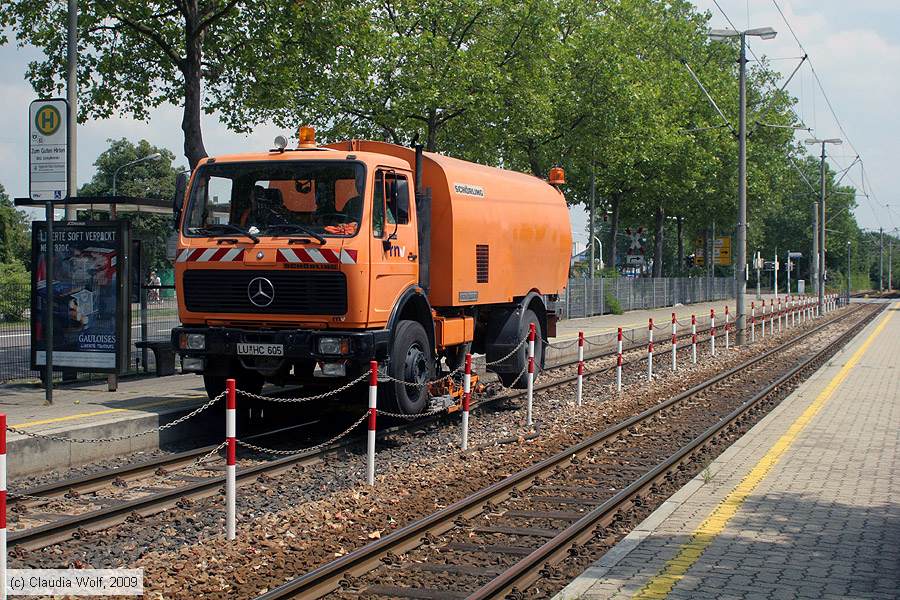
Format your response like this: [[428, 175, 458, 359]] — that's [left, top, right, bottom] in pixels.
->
[[9, 420, 320, 506], [253, 304, 871, 600], [7, 312, 730, 509], [7, 306, 855, 551], [469, 302, 884, 599]]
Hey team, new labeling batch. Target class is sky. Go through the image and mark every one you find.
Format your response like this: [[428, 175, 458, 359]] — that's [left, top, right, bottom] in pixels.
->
[[1, 1, 897, 246]]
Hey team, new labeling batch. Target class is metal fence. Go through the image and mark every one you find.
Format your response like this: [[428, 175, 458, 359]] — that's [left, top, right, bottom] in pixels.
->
[[2, 276, 735, 383], [557, 276, 736, 320], [0, 284, 179, 383]]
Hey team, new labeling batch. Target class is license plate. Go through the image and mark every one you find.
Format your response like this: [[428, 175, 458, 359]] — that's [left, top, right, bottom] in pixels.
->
[[236, 343, 284, 357]]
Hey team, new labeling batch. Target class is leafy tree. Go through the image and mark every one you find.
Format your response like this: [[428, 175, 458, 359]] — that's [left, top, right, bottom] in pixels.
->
[[0, 183, 30, 267], [276, 0, 562, 154], [0, 1, 348, 168], [79, 139, 180, 271]]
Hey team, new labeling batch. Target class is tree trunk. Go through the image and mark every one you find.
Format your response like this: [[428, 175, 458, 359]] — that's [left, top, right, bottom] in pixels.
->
[[182, 2, 207, 169], [425, 111, 438, 152], [608, 194, 620, 271], [653, 205, 664, 277], [676, 215, 684, 275]]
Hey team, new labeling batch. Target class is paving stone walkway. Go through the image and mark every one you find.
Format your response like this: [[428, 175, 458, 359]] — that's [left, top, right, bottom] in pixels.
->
[[555, 301, 900, 600]]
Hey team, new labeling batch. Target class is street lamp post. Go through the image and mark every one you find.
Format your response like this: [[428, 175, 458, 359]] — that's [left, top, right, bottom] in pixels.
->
[[805, 138, 842, 315], [111, 152, 162, 218], [846, 241, 851, 305], [709, 26, 777, 344]]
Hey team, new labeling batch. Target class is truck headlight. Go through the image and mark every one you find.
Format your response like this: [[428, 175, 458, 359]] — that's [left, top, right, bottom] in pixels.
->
[[179, 333, 206, 350], [318, 337, 349, 355]]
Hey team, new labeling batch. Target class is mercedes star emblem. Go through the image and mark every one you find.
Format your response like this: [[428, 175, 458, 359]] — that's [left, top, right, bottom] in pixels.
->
[[247, 277, 275, 307]]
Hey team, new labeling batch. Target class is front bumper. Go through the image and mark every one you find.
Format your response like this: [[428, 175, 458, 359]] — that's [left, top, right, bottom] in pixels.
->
[[173, 326, 392, 366]]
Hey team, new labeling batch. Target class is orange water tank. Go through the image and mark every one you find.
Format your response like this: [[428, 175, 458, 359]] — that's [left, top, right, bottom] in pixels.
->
[[326, 140, 572, 308]]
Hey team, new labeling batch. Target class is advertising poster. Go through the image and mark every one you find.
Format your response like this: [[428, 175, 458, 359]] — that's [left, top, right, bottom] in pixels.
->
[[31, 221, 129, 373]]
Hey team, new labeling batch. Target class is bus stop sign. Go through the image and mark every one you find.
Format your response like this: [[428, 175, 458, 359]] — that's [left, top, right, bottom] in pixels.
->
[[29, 98, 69, 201]]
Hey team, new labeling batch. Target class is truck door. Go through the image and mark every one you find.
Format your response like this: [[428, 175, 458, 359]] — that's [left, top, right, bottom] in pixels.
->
[[369, 169, 418, 323]]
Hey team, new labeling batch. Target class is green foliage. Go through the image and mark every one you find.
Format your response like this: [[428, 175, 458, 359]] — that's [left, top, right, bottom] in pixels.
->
[[0, 183, 30, 267], [0, 0, 349, 166], [0, 261, 29, 322], [1, 0, 873, 278], [78, 138, 180, 271], [605, 292, 623, 315]]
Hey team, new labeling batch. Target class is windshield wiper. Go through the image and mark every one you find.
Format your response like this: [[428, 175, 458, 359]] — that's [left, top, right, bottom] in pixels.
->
[[193, 223, 260, 244], [264, 223, 326, 245]]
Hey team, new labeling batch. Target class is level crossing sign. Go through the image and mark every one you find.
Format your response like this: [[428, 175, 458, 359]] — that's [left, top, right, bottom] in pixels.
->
[[29, 98, 69, 201]]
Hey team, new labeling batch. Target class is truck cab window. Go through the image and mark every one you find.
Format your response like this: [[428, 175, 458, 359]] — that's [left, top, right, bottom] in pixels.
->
[[183, 161, 366, 238], [373, 171, 409, 238]]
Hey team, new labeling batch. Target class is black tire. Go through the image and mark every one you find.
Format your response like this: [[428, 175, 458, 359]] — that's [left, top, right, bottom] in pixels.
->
[[497, 309, 543, 389], [385, 320, 433, 415]]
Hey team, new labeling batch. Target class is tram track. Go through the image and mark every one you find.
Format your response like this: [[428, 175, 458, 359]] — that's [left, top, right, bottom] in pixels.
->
[[251, 302, 879, 600], [5, 305, 847, 552]]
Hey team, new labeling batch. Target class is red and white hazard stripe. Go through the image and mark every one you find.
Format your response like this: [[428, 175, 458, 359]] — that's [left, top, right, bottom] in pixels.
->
[[225, 379, 236, 540], [691, 315, 697, 364], [527, 323, 536, 427], [0, 413, 6, 593], [671, 313, 677, 372], [176, 247, 245, 263], [647, 318, 654, 381], [277, 248, 358, 265], [616, 327, 623, 391], [462, 354, 472, 449], [367, 361, 378, 486], [576, 332, 584, 407]]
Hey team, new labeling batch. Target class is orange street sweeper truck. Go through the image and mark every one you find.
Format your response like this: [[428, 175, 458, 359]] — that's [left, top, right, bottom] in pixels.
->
[[172, 130, 572, 414]]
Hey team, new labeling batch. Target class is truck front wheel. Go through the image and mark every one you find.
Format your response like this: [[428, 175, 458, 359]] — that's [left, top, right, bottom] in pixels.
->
[[385, 320, 433, 415], [497, 309, 544, 388]]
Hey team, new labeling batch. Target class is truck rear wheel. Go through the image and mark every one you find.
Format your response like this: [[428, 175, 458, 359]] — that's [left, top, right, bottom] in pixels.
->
[[385, 320, 433, 415], [497, 309, 543, 389]]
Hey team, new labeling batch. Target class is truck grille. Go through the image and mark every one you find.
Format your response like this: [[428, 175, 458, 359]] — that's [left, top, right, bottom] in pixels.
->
[[183, 269, 347, 315]]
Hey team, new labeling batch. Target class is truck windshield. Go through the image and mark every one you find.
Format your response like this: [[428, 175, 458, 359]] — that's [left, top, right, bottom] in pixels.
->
[[183, 161, 366, 238]]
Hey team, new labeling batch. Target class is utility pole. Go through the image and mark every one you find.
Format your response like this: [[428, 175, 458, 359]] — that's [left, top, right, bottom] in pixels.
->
[[774, 248, 779, 297], [846, 241, 851, 303], [811, 202, 818, 295], [755, 251, 761, 300], [787, 251, 792, 295], [880, 227, 884, 291], [708, 26, 776, 342], [589, 167, 595, 280], [735, 33, 748, 344], [65, 0, 77, 221], [890, 237, 893, 291], [805, 137, 841, 314]]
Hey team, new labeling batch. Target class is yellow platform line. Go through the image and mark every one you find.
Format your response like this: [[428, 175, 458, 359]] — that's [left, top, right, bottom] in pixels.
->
[[8, 395, 206, 429], [633, 304, 895, 599]]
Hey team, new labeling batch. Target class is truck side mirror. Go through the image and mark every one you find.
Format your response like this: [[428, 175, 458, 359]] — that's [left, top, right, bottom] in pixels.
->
[[173, 172, 188, 229]]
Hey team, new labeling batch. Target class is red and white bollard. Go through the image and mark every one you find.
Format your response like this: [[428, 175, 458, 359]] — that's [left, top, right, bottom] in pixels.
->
[[576, 332, 584, 407], [1, 413, 6, 596], [761, 300, 767, 338], [725, 306, 730, 350], [462, 354, 472, 450], [778, 299, 783, 332], [647, 318, 654, 380], [226, 378, 237, 540], [367, 361, 378, 485], [671, 313, 677, 372], [691, 315, 697, 364], [527, 323, 535, 427], [710, 309, 716, 357], [751, 302, 756, 342], [616, 327, 623, 391]]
